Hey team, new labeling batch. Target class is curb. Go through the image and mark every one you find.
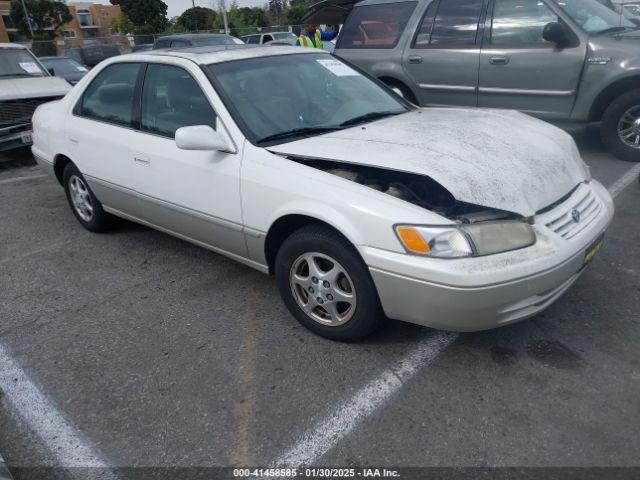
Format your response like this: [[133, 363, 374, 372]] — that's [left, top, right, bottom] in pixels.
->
[[0, 454, 13, 480]]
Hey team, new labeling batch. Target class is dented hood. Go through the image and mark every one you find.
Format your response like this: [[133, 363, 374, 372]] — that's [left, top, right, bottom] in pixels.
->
[[267, 108, 588, 217]]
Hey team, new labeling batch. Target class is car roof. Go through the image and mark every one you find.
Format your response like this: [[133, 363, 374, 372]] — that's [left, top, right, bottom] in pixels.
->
[[0, 43, 27, 50], [135, 44, 326, 65]]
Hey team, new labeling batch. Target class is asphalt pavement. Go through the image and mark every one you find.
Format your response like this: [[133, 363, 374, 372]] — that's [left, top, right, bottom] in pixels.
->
[[0, 129, 639, 480]]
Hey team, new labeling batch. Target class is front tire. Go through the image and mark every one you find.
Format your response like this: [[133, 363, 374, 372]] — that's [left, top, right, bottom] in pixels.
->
[[63, 163, 112, 232], [275, 225, 384, 341], [601, 89, 640, 162]]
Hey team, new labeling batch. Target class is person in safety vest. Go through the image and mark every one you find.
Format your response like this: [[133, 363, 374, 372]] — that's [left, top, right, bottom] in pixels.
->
[[295, 23, 338, 48]]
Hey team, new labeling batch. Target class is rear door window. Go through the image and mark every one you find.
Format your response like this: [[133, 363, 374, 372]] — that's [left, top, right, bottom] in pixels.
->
[[80, 63, 141, 127], [141, 64, 216, 138], [414, 0, 484, 47], [338, 2, 417, 49], [490, 0, 558, 45]]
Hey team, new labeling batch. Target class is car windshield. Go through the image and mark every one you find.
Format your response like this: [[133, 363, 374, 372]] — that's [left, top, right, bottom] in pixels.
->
[[191, 36, 239, 46], [41, 57, 87, 75], [552, 0, 635, 33], [0, 48, 47, 78], [207, 53, 408, 145]]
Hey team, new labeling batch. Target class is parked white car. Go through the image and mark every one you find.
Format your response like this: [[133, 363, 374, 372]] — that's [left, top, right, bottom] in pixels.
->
[[1, 43, 71, 152], [32, 45, 614, 340]]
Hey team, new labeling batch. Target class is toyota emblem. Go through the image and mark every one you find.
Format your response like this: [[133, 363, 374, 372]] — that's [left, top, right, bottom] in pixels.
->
[[571, 209, 581, 223]]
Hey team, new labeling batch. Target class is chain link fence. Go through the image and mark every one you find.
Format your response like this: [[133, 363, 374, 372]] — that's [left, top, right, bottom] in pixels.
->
[[21, 25, 305, 58]]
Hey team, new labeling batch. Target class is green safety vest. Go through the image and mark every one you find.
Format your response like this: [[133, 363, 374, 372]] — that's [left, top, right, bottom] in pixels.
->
[[298, 30, 323, 49]]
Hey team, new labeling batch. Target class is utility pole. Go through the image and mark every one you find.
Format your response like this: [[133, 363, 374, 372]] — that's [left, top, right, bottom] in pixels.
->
[[217, 0, 229, 34], [192, 0, 198, 31], [19, 0, 34, 38]]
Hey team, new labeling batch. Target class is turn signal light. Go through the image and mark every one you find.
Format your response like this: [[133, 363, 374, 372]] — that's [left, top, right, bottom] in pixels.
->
[[396, 226, 431, 254]]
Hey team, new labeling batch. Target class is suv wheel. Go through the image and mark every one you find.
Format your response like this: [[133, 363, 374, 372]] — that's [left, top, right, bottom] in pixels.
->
[[275, 225, 384, 341], [601, 89, 640, 162], [386, 81, 418, 105], [63, 163, 112, 232]]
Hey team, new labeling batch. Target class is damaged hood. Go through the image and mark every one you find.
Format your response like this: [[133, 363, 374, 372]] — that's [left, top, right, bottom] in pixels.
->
[[267, 108, 588, 217]]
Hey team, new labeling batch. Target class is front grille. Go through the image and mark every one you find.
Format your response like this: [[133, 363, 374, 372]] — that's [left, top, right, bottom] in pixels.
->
[[0, 97, 61, 128], [545, 185, 602, 239]]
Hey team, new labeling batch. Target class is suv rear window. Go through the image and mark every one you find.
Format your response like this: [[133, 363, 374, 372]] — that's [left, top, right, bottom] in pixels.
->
[[338, 2, 417, 49]]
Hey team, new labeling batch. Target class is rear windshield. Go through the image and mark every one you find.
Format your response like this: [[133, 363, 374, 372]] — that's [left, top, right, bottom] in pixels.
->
[[337, 1, 417, 49], [0, 48, 47, 78], [190, 36, 239, 46]]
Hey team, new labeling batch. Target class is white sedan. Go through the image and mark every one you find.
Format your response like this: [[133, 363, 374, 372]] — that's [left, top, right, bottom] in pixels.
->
[[32, 45, 614, 341]]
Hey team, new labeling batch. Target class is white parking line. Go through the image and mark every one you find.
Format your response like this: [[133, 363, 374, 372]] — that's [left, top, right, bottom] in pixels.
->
[[0, 344, 117, 477], [0, 174, 47, 185], [609, 164, 640, 199], [270, 331, 458, 468], [268, 165, 640, 468]]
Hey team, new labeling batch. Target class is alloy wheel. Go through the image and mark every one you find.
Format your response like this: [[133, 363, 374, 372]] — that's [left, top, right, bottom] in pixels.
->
[[289, 252, 357, 326], [617, 105, 640, 149], [69, 175, 94, 222]]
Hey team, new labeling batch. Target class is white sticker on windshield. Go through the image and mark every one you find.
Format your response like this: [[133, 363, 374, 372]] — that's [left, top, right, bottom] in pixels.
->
[[76, 66, 88, 72], [19, 62, 41, 74], [316, 59, 360, 77]]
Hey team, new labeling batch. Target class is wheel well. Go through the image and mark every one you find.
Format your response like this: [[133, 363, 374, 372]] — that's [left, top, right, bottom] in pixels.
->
[[378, 76, 418, 104], [264, 215, 348, 274], [590, 77, 640, 122], [53, 154, 72, 185]]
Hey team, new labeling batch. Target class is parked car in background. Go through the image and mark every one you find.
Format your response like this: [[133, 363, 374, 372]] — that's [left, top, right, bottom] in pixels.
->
[[132, 44, 154, 53], [308, 0, 640, 161], [153, 34, 244, 49], [65, 44, 121, 69], [31, 45, 613, 340], [241, 31, 297, 44], [0, 43, 70, 152], [40, 56, 88, 86]]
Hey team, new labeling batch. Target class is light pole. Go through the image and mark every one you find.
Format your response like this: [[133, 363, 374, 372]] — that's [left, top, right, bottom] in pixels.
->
[[19, 0, 34, 38]]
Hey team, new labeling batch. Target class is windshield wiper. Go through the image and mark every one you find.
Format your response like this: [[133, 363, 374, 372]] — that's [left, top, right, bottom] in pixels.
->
[[256, 126, 340, 144], [0, 73, 38, 78], [339, 110, 403, 128]]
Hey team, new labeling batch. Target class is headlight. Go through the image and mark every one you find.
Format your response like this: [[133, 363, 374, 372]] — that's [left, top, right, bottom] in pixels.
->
[[395, 221, 535, 258]]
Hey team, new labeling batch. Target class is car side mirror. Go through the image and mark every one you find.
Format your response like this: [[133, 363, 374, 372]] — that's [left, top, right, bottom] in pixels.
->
[[542, 22, 568, 47], [175, 125, 230, 152]]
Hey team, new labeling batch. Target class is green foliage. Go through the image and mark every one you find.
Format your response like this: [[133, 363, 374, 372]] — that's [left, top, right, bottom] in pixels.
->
[[9, 0, 72, 38], [176, 6, 218, 32], [110, 0, 168, 34], [286, 0, 310, 26], [227, 7, 267, 29], [109, 12, 135, 35], [267, 0, 285, 25]]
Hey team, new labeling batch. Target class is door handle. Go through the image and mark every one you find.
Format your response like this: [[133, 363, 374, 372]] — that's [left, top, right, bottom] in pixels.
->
[[407, 55, 422, 64], [489, 56, 509, 65], [133, 157, 150, 166]]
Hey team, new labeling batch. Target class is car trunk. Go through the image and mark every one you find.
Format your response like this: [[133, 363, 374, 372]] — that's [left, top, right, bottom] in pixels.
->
[[301, 0, 360, 24]]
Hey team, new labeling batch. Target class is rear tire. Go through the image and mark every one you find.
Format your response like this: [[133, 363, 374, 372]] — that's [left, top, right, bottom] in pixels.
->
[[275, 225, 384, 341], [385, 81, 418, 105], [601, 89, 640, 162], [63, 163, 112, 232]]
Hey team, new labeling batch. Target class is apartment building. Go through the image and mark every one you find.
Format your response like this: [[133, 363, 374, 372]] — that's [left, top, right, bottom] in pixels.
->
[[0, 1, 126, 49]]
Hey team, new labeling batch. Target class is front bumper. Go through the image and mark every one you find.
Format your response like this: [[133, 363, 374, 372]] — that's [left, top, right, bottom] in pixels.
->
[[0, 124, 33, 152], [363, 180, 614, 331]]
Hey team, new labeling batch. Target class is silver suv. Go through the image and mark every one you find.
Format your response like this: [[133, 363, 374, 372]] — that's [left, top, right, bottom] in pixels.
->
[[307, 0, 640, 161]]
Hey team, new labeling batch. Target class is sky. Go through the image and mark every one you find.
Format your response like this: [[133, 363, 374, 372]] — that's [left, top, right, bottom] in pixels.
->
[[90, 0, 264, 19]]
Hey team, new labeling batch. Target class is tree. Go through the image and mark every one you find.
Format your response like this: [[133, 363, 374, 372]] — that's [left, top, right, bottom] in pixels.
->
[[176, 6, 218, 32], [110, 0, 168, 34], [267, 0, 285, 26], [286, 0, 310, 26], [109, 12, 135, 35], [228, 7, 266, 29], [9, 0, 72, 39]]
